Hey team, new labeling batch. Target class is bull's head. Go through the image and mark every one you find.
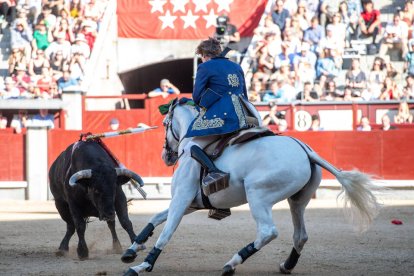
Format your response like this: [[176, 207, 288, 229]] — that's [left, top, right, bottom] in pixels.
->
[[69, 167, 143, 221]]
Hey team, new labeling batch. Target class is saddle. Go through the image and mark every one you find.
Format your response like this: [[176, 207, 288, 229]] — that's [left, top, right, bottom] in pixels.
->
[[201, 127, 276, 220]]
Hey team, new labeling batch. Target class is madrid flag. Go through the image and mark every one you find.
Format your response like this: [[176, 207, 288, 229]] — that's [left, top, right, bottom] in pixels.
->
[[117, 0, 267, 39]]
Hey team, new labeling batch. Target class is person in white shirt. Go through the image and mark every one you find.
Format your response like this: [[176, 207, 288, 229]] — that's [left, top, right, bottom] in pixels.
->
[[379, 13, 409, 58]]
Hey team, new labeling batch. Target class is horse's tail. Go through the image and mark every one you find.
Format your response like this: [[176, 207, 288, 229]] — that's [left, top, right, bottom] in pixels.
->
[[291, 137, 380, 232]]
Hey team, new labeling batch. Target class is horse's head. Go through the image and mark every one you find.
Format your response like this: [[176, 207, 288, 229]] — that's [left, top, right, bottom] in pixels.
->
[[159, 98, 198, 166]]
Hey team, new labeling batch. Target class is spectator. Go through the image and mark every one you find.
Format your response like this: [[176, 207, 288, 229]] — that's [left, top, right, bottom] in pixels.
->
[[36, 5, 56, 29], [274, 41, 293, 70], [271, 0, 290, 32], [345, 58, 367, 98], [321, 80, 341, 101], [289, 15, 304, 41], [296, 81, 318, 101], [303, 16, 324, 52], [10, 109, 28, 133], [295, 1, 311, 31], [12, 63, 31, 96], [148, 79, 180, 98], [367, 57, 386, 100], [254, 15, 280, 38], [275, 75, 296, 103], [319, 24, 344, 55], [330, 13, 347, 49], [256, 44, 275, 86], [359, 0, 381, 45], [248, 79, 265, 103], [71, 33, 91, 58], [57, 70, 78, 92], [379, 77, 401, 100], [262, 103, 280, 126], [292, 42, 317, 85], [381, 114, 396, 130], [28, 49, 50, 79], [273, 59, 291, 84], [8, 46, 27, 76], [0, 0, 16, 26], [309, 114, 323, 131], [29, 109, 54, 128], [31, 20, 53, 52], [69, 52, 86, 81], [109, 118, 119, 131], [320, 0, 341, 27], [45, 31, 71, 60], [262, 80, 281, 103], [69, 0, 84, 19], [402, 74, 414, 100], [53, 17, 75, 43], [50, 50, 67, 80], [283, 27, 301, 56], [405, 39, 414, 76], [3, 77, 20, 98], [10, 18, 33, 58], [379, 13, 409, 59], [339, 0, 359, 44], [316, 47, 341, 91], [84, 0, 104, 23], [357, 116, 372, 131], [80, 20, 97, 51], [394, 101, 413, 123], [36, 66, 55, 98]]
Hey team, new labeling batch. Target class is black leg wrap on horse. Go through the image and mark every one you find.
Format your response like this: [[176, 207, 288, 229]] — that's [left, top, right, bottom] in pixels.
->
[[284, 247, 300, 270], [238, 242, 258, 263], [134, 223, 154, 244], [144, 247, 162, 272]]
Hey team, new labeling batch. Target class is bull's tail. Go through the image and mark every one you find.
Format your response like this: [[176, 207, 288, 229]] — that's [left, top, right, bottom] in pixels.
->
[[291, 138, 381, 232]]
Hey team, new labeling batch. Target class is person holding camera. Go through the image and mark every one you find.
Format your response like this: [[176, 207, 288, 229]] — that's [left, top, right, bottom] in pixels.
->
[[148, 79, 180, 98], [214, 15, 240, 50]]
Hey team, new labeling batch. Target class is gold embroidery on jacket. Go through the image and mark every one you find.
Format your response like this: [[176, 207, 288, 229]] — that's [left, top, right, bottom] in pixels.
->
[[228, 74, 240, 87], [192, 109, 225, 130], [231, 94, 246, 128]]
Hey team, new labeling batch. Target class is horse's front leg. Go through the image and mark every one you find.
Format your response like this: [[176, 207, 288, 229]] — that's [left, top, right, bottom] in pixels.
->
[[121, 209, 169, 263], [124, 160, 199, 275]]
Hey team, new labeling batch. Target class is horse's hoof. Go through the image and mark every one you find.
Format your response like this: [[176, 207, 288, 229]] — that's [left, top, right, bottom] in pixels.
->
[[123, 268, 139, 276], [279, 262, 292, 274], [55, 250, 67, 257], [121, 249, 137, 263], [221, 265, 235, 276]]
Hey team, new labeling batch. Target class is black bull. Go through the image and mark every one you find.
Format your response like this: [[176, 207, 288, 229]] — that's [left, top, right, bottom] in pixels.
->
[[49, 140, 143, 259]]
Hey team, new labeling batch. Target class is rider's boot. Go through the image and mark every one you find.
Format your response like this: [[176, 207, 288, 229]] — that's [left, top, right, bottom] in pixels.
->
[[190, 145, 230, 195]]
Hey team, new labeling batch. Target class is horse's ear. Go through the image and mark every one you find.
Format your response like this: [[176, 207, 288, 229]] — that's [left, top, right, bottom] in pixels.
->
[[158, 98, 178, 115]]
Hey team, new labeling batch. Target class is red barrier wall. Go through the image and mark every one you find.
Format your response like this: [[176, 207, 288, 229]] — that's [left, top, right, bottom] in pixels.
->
[[0, 132, 25, 181], [45, 129, 414, 180]]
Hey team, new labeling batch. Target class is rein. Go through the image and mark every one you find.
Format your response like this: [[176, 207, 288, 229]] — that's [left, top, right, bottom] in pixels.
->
[[163, 103, 182, 165]]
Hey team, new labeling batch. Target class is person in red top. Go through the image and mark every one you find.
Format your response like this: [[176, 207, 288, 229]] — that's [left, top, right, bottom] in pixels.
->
[[359, 0, 381, 44]]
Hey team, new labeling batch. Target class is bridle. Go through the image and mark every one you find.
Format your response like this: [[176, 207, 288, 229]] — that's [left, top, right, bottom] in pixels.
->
[[163, 102, 181, 163]]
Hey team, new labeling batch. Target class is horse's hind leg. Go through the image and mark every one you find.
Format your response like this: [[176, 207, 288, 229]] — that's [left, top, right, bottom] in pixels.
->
[[280, 163, 322, 274], [222, 197, 277, 275]]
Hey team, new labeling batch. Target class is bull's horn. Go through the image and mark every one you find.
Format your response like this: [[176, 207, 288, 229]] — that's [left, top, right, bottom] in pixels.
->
[[115, 168, 144, 187], [69, 169, 92, 186]]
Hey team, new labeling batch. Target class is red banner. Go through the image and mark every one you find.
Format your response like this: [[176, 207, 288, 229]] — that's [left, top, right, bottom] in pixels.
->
[[117, 0, 267, 39]]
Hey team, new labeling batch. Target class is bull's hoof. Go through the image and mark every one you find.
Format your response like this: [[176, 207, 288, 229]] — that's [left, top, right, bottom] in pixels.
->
[[221, 265, 235, 276], [121, 249, 137, 263], [123, 268, 138, 276], [279, 262, 292, 274]]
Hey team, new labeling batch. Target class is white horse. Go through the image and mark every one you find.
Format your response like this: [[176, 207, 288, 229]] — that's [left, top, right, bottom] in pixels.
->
[[121, 99, 380, 276]]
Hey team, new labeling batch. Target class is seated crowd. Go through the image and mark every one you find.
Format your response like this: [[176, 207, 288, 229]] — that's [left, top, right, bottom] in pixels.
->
[[247, 0, 414, 104], [0, 0, 108, 100]]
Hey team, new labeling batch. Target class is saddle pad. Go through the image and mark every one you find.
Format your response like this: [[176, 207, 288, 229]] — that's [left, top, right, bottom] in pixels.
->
[[228, 126, 274, 146]]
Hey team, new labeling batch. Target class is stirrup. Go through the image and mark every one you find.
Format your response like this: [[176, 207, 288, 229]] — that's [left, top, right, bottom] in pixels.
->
[[202, 171, 230, 196]]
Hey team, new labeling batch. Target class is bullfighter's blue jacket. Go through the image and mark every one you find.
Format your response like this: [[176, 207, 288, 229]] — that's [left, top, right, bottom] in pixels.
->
[[186, 56, 249, 137]]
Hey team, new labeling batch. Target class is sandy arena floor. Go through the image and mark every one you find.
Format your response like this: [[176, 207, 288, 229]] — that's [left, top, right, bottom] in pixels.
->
[[0, 199, 413, 276]]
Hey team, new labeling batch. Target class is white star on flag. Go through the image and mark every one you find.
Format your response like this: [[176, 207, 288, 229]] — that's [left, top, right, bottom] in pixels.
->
[[149, 0, 167, 13], [214, 0, 233, 13], [193, 0, 211, 13], [203, 8, 218, 28], [159, 10, 177, 29], [181, 10, 200, 29], [170, 0, 189, 13]]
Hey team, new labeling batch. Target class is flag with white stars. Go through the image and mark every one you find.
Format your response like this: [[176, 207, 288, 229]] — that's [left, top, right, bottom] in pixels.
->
[[117, 0, 267, 39]]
